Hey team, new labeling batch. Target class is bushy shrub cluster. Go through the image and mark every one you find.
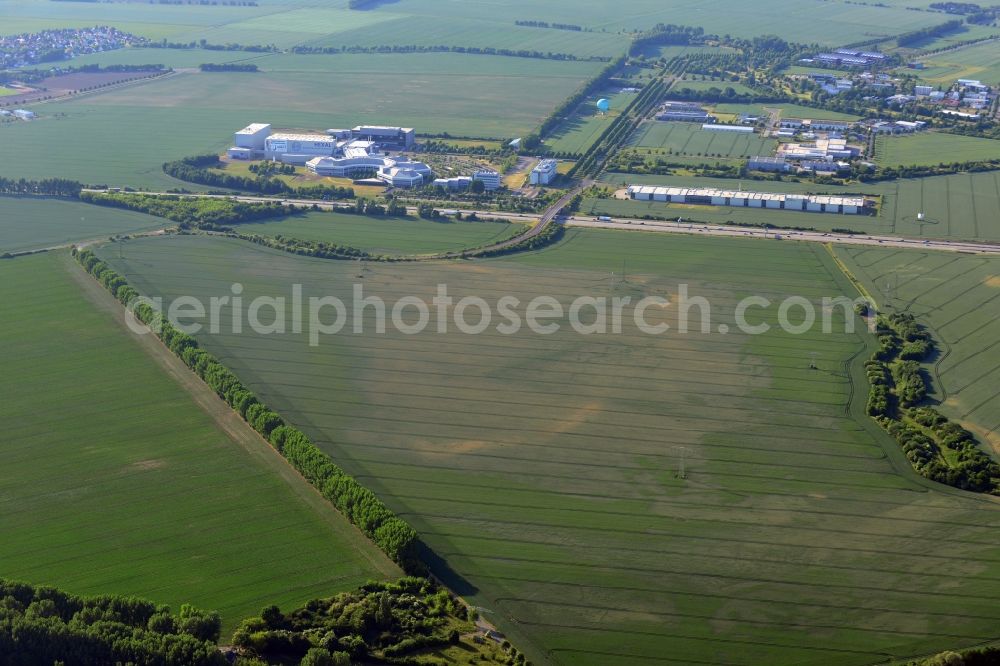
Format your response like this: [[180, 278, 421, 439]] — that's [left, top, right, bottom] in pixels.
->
[[0, 579, 225, 666]]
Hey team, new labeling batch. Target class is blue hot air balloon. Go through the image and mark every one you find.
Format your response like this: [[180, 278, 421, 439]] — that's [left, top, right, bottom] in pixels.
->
[[596, 98, 611, 113]]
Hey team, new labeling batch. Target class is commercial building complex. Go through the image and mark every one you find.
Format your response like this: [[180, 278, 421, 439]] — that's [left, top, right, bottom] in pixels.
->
[[530, 159, 558, 185], [626, 184, 866, 214], [656, 101, 714, 122], [229, 123, 416, 163], [778, 137, 855, 161], [228, 121, 432, 188]]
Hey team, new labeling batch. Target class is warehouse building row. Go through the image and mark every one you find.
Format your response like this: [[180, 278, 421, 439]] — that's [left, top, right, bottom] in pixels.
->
[[626, 185, 866, 214]]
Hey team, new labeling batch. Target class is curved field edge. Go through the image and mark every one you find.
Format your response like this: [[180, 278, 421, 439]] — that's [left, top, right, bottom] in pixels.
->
[[831, 245, 1000, 456]]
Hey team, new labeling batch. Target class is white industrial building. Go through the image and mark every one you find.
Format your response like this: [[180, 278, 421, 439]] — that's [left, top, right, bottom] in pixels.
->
[[626, 184, 865, 214], [228, 121, 432, 187], [702, 123, 754, 133], [433, 176, 473, 190], [232, 123, 270, 154], [779, 137, 855, 161], [228, 122, 415, 162], [779, 118, 852, 133], [307, 154, 432, 188], [473, 170, 501, 191], [530, 159, 558, 185], [748, 156, 790, 172], [350, 125, 415, 148], [12, 109, 36, 120], [263, 133, 337, 163]]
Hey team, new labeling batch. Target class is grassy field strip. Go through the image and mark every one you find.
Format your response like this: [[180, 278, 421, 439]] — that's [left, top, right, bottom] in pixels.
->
[[242, 213, 526, 255], [98, 231, 1000, 666], [0, 197, 169, 254], [544, 89, 638, 155], [628, 121, 777, 158], [913, 38, 1000, 86], [0, 252, 397, 635], [876, 132, 1000, 167], [834, 246, 1000, 452]]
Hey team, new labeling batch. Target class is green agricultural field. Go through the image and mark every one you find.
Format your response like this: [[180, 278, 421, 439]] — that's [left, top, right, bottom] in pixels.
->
[[834, 246, 1000, 455], [243, 212, 526, 256], [0, 251, 398, 635], [634, 44, 736, 61], [712, 103, 768, 118], [599, 170, 1000, 241], [543, 89, 638, 155], [0, 54, 600, 189], [345, 0, 945, 45], [781, 65, 853, 77], [0, 197, 167, 254], [913, 38, 1000, 86], [0, 86, 19, 97], [0, 0, 274, 40], [887, 24, 999, 55], [627, 121, 777, 159], [876, 132, 1000, 167], [303, 15, 629, 58], [98, 232, 1000, 666], [70, 54, 600, 138], [0, 0, 951, 54], [770, 103, 862, 121], [673, 78, 761, 96]]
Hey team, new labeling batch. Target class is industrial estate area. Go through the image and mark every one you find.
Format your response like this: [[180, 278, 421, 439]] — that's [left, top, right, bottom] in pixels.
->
[[229, 122, 504, 190], [3, 3, 1000, 666]]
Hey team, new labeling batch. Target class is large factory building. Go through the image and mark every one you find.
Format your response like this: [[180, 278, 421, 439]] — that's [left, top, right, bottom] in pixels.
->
[[227, 123, 415, 163], [626, 184, 866, 214]]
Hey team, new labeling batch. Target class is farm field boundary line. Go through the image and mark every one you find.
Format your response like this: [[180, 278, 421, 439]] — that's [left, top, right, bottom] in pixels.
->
[[59, 251, 400, 580], [85, 191, 1000, 254]]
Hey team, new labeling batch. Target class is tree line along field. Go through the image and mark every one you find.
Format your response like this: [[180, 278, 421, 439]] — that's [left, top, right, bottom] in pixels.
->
[[627, 121, 777, 159], [597, 171, 1000, 242], [875, 132, 1000, 167], [1, 53, 601, 189], [242, 212, 527, 256], [0, 251, 398, 636], [98, 231, 1000, 666], [299, 14, 630, 58], [0, 198, 167, 254], [886, 23, 999, 56], [543, 89, 638, 156], [835, 246, 1000, 454]]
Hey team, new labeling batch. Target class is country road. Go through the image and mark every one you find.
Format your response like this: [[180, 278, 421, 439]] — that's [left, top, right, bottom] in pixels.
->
[[79, 188, 1000, 256]]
